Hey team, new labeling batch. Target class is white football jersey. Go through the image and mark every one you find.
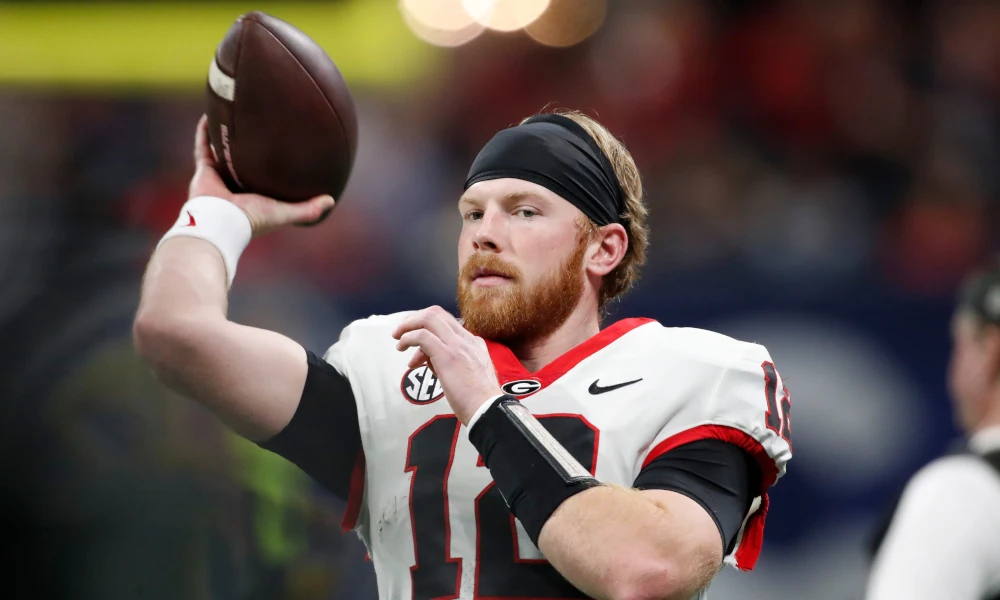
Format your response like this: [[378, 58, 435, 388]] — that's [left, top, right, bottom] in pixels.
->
[[325, 313, 792, 600]]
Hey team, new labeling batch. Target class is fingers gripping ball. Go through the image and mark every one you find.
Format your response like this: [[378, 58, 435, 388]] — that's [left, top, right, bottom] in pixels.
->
[[205, 11, 358, 223]]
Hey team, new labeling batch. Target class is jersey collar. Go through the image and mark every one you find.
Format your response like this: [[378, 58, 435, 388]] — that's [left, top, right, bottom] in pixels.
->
[[485, 317, 655, 392], [970, 425, 1000, 454]]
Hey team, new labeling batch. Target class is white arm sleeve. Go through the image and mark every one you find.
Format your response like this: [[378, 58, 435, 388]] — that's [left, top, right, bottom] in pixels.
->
[[866, 457, 1000, 600]]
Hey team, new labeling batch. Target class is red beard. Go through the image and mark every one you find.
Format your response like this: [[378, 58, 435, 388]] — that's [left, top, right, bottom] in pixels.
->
[[457, 235, 588, 344]]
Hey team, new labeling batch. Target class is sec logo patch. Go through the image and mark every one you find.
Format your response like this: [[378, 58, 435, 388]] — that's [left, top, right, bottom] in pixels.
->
[[401, 365, 445, 404], [501, 379, 542, 397]]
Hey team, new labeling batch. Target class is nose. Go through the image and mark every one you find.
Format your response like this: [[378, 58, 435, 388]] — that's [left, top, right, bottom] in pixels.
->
[[472, 206, 505, 253]]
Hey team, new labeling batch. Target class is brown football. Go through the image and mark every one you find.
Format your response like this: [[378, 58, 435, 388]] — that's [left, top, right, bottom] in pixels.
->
[[205, 11, 357, 215]]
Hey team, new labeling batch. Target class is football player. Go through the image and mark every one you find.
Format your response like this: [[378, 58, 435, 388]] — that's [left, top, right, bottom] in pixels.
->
[[134, 111, 793, 600], [867, 261, 1000, 600]]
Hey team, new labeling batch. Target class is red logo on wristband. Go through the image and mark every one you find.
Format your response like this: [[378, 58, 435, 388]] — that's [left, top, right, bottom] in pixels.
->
[[183, 211, 196, 227]]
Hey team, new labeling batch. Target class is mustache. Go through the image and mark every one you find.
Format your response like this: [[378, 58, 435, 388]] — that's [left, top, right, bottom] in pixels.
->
[[460, 253, 521, 282]]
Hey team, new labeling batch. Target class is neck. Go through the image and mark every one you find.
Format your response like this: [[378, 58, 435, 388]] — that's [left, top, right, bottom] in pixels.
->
[[971, 411, 1000, 437], [969, 393, 1000, 436], [507, 303, 602, 373]]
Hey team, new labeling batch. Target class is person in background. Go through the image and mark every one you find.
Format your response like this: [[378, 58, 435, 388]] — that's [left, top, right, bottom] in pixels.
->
[[867, 260, 1000, 600]]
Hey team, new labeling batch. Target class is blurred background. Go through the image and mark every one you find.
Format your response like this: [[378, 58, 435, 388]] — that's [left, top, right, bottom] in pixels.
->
[[1, 0, 998, 598]]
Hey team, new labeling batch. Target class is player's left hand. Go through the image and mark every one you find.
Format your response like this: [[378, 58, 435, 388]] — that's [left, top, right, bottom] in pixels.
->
[[392, 306, 502, 425]]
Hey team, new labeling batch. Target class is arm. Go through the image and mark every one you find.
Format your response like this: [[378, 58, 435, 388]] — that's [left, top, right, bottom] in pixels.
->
[[538, 486, 723, 600], [133, 115, 336, 442], [134, 236, 308, 440], [465, 397, 754, 600], [537, 439, 758, 600], [867, 459, 1000, 600]]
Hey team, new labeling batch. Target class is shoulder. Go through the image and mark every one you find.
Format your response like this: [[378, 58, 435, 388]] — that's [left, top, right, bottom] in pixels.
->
[[642, 323, 773, 371], [870, 454, 1000, 598], [323, 311, 416, 355], [888, 454, 1000, 542], [879, 454, 1000, 565], [900, 455, 1000, 513], [638, 324, 792, 468], [342, 311, 417, 335], [320, 311, 417, 369]]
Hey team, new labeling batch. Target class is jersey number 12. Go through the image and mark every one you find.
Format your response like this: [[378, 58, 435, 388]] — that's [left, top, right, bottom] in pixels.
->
[[761, 361, 792, 449], [405, 414, 596, 599]]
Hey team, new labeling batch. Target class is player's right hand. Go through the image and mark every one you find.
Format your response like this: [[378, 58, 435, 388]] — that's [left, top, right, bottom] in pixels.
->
[[189, 115, 335, 236]]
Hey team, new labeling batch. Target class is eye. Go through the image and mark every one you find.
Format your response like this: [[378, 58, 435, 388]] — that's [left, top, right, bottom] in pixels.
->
[[464, 210, 484, 221], [515, 208, 537, 218]]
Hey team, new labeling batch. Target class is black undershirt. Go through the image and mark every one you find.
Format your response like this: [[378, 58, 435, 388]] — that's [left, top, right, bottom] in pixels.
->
[[258, 350, 760, 552], [256, 350, 362, 500], [634, 439, 761, 554]]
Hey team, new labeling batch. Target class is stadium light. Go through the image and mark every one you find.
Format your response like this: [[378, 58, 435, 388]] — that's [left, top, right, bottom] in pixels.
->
[[400, 0, 603, 48], [462, 0, 550, 33], [526, 0, 607, 47], [399, 0, 486, 47]]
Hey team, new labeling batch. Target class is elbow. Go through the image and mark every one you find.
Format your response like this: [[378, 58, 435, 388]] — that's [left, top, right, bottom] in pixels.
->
[[133, 309, 164, 366], [610, 558, 698, 600], [132, 309, 202, 376]]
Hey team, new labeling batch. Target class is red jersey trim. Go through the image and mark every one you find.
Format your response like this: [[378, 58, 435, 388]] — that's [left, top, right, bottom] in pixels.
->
[[641, 424, 780, 571], [340, 449, 366, 532], [485, 317, 656, 389]]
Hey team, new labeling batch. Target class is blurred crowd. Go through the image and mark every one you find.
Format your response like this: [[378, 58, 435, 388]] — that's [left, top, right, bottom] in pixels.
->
[[1, 1, 999, 599]]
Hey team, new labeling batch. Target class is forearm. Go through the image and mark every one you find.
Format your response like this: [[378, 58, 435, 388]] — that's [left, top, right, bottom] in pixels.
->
[[137, 236, 229, 324], [134, 236, 233, 381], [468, 397, 720, 600], [538, 486, 717, 600], [134, 237, 306, 440], [134, 194, 256, 379], [136, 239, 236, 410]]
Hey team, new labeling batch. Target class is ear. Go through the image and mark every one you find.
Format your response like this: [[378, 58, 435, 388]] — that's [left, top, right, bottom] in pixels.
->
[[585, 223, 628, 277]]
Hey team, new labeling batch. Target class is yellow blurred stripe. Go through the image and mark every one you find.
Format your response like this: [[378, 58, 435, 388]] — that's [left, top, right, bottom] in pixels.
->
[[0, 1, 439, 89]]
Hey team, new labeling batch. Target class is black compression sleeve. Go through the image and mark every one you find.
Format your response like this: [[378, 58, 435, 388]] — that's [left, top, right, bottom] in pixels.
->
[[469, 396, 602, 545], [255, 350, 362, 501], [633, 439, 761, 554]]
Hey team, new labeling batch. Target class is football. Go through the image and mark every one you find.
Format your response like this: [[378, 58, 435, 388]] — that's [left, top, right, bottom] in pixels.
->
[[205, 11, 357, 214]]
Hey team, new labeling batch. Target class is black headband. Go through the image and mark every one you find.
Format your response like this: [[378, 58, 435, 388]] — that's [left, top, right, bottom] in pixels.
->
[[959, 260, 1000, 325], [464, 114, 624, 225]]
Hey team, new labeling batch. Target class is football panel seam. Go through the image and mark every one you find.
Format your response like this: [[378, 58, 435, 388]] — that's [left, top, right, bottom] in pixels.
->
[[210, 17, 247, 191], [228, 17, 247, 190], [253, 20, 352, 175]]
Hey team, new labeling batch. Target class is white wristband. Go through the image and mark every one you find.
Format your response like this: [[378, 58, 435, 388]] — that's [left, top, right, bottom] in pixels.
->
[[157, 196, 252, 288], [467, 394, 506, 430]]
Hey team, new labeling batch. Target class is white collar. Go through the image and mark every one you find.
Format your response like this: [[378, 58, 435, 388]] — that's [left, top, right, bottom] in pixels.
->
[[969, 425, 1000, 454]]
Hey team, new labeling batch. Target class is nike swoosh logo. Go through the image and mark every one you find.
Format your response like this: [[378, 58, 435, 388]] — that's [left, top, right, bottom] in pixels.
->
[[588, 378, 643, 395], [183, 211, 196, 227]]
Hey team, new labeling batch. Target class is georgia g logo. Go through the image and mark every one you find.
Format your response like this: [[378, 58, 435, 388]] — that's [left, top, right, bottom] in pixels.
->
[[501, 379, 542, 397], [401, 365, 445, 405]]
